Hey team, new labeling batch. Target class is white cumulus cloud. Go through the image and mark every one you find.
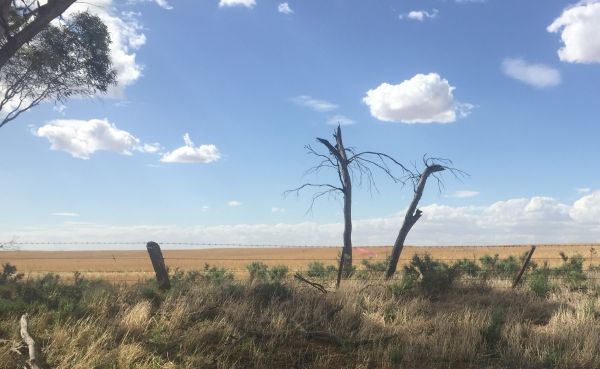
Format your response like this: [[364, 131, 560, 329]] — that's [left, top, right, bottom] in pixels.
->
[[160, 133, 221, 164], [5, 192, 600, 248], [35, 119, 156, 159], [278, 2, 293, 14], [228, 201, 243, 207], [292, 95, 338, 112], [400, 9, 438, 21], [363, 73, 470, 124], [272, 207, 286, 213], [570, 190, 600, 223], [219, 0, 256, 8], [547, 0, 600, 63], [501, 58, 561, 88]]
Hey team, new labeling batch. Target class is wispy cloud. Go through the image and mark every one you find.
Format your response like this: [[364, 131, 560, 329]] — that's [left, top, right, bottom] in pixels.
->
[[452, 190, 480, 198], [292, 95, 338, 112], [326, 115, 355, 126], [228, 201, 243, 207], [501, 58, 561, 88], [219, 0, 256, 9], [51, 212, 80, 217]]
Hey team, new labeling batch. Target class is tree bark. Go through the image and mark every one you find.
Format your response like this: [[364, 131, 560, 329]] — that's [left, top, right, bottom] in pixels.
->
[[337, 128, 353, 277], [0, 0, 77, 69], [385, 165, 445, 279], [318, 126, 353, 278]]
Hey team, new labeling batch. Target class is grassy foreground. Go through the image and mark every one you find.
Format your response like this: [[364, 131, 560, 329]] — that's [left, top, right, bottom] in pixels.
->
[[1, 260, 600, 369]]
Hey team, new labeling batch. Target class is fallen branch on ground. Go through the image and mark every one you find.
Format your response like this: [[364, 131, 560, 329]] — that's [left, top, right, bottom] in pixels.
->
[[20, 314, 44, 369]]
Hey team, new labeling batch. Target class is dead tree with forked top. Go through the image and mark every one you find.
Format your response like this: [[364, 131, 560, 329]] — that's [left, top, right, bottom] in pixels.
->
[[286, 126, 409, 287], [385, 157, 465, 279]]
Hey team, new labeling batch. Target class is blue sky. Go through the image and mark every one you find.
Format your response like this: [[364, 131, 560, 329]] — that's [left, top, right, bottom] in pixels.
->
[[1, 0, 600, 248]]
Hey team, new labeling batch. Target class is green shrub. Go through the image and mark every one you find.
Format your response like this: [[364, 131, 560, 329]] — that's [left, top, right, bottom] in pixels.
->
[[0, 263, 23, 284], [247, 262, 269, 283], [453, 259, 481, 278], [528, 271, 552, 297], [495, 255, 520, 278], [268, 265, 289, 282], [403, 254, 459, 296], [356, 257, 388, 280], [200, 264, 234, 284], [555, 253, 586, 290], [479, 254, 499, 279], [306, 261, 337, 279]]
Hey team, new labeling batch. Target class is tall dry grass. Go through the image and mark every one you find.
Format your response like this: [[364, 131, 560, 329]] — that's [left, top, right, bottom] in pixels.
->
[[1, 271, 600, 369]]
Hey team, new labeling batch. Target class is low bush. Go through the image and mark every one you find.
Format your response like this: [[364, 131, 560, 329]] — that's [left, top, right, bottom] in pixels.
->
[[199, 263, 235, 284], [247, 262, 269, 283], [403, 254, 460, 296], [268, 265, 289, 282], [356, 257, 388, 280], [555, 252, 586, 290], [247, 262, 289, 283], [306, 261, 337, 279]]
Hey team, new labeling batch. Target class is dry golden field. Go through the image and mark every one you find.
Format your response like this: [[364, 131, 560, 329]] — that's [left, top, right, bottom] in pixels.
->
[[1, 244, 599, 282]]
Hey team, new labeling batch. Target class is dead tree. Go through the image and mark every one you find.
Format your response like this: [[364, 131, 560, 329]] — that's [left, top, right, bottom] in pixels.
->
[[385, 157, 464, 279], [287, 126, 408, 285]]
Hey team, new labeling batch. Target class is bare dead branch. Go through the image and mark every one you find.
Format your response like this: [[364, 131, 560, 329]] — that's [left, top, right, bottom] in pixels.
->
[[294, 273, 328, 293]]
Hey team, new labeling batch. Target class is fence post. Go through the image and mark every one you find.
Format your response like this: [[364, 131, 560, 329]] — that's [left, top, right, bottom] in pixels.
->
[[512, 245, 536, 289], [146, 241, 170, 290]]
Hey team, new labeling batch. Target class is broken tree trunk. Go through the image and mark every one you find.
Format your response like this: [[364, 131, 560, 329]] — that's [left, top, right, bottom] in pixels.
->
[[512, 245, 536, 289], [146, 241, 170, 290], [20, 314, 42, 369], [385, 164, 445, 279]]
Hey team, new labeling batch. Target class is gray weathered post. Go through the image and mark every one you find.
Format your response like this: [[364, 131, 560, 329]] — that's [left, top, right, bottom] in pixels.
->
[[512, 245, 536, 289], [146, 241, 170, 290]]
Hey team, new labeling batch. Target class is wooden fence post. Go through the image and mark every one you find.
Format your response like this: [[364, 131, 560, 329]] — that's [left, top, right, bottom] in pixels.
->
[[512, 245, 536, 289], [146, 241, 170, 290]]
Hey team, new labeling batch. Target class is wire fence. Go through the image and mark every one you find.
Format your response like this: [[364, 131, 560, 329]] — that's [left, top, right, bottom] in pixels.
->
[[2, 241, 600, 285]]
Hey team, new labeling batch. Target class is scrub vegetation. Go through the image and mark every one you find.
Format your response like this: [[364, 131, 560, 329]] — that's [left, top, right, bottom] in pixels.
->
[[1, 251, 600, 369]]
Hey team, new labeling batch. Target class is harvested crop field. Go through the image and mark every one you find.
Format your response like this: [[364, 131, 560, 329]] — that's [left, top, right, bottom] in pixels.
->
[[1, 244, 598, 282]]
